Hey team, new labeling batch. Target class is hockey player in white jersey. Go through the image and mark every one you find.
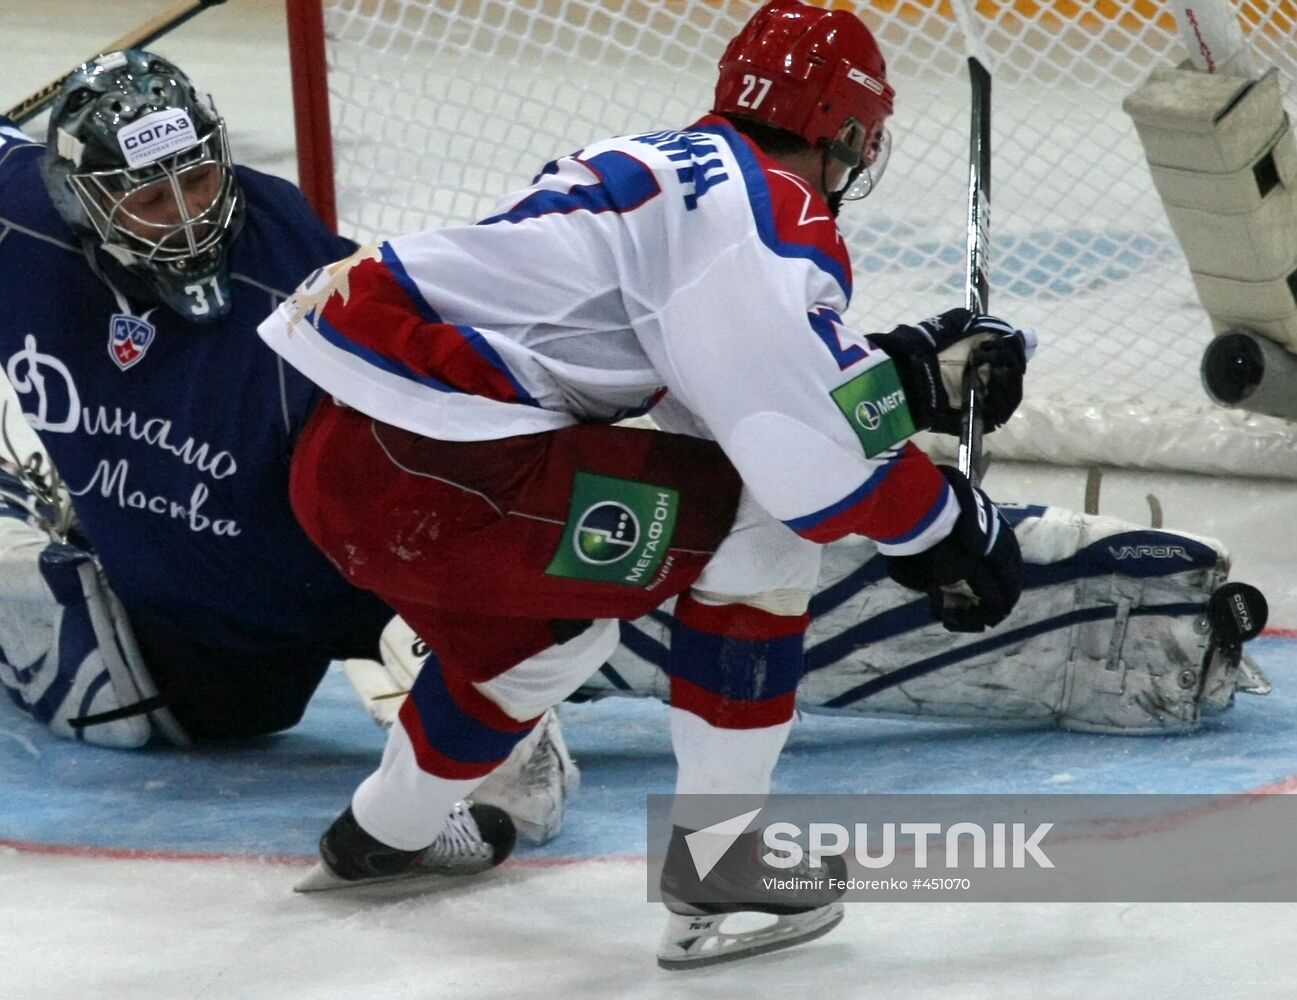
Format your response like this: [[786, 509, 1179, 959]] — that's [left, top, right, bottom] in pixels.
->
[[261, 0, 1039, 967]]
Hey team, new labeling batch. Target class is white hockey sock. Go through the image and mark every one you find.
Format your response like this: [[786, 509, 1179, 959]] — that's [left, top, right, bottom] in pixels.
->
[[668, 707, 792, 830], [351, 721, 485, 851]]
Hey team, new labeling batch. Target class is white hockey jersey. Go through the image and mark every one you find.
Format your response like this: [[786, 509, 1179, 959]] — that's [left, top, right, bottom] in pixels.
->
[[258, 116, 955, 553]]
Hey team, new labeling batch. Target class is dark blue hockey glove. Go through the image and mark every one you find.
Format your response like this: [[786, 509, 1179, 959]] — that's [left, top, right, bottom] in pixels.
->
[[886, 465, 1022, 632], [870, 308, 1033, 436]]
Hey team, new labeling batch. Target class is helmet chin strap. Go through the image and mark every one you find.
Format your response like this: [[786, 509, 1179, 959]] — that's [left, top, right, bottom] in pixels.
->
[[819, 146, 864, 218]]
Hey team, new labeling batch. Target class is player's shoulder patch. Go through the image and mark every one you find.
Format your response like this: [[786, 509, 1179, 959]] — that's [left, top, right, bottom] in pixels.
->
[[830, 356, 916, 458]]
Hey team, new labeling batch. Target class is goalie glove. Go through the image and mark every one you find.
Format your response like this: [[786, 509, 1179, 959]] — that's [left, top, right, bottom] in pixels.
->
[[885, 465, 1022, 632], [869, 308, 1037, 436]]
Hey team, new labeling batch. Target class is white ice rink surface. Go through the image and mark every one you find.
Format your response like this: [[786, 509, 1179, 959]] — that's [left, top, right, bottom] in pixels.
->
[[6, 3, 1297, 997], [5, 852, 1296, 1000]]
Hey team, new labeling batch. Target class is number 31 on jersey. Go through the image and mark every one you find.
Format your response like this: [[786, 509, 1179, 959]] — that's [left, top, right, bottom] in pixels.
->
[[184, 277, 227, 316]]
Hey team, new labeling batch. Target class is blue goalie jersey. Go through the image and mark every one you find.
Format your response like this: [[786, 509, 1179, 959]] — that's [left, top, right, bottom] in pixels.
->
[[0, 118, 388, 653]]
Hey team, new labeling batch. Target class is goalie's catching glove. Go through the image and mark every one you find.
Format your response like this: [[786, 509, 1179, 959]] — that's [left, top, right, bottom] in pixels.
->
[[869, 308, 1036, 436], [885, 465, 1022, 632]]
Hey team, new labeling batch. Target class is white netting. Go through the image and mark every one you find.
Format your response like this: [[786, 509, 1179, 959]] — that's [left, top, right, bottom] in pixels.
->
[[315, 0, 1297, 477]]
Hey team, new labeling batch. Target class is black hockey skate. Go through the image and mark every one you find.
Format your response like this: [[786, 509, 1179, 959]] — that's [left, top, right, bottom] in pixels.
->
[[295, 801, 517, 892], [657, 825, 846, 970]]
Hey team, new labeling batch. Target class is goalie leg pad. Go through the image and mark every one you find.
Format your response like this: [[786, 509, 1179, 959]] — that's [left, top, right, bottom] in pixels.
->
[[803, 506, 1239, 733], [595, 506, 1256, 734], [0, 507, 185, 748]]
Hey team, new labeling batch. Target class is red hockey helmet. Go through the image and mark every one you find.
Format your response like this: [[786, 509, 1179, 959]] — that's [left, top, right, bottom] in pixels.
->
[[713, 0, 895, 146], [714, 1, 895, 202]]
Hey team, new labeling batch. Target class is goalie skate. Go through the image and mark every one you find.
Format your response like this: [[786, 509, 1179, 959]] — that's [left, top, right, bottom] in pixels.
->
[[656, 826, 846, 970], [295, 801, 516, 893], [472, 708, 580, 845]]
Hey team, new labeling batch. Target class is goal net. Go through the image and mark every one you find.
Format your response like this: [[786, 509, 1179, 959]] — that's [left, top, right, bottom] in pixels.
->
[[288, 0, 1297, 477]]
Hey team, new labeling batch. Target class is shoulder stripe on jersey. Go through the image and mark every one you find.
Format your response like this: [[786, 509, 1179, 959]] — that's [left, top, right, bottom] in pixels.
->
[[530, 157, 565, 183], [0, 216, 80, 255], [230, 272, 292, 299], [697, 121, 852, 300], [478, 149, 661, 226], [0, 127, 40, 171]]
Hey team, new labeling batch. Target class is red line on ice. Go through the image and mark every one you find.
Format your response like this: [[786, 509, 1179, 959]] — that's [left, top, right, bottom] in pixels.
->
[[0, 836, 639, 867]]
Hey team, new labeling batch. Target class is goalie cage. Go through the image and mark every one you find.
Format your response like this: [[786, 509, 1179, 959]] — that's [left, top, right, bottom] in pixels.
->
[[284, 0, 1297, 477]]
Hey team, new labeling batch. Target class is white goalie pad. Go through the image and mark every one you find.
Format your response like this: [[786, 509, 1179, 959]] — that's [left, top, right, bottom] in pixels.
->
[[0, 502, 186, 748], [588, 504, 1260, 734]]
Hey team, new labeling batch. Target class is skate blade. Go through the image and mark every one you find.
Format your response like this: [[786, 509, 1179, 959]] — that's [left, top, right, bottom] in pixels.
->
[[294, 862, 499, 895], [294, 862, 398, 893], [656, 902, 844, 970], [1238, 653, 1272, 696]]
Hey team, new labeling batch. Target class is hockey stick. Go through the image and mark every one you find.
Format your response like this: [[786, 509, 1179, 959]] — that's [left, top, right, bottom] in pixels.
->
[[956, 56, 992, 486], [5, 0, 229, 125]]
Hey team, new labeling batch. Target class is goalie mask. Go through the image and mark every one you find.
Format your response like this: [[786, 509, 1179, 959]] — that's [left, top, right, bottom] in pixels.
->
[[41, 49, 243, 322], [713, 0, 895, 213]]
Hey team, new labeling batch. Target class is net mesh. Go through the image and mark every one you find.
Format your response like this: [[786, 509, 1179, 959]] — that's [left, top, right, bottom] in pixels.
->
[[315, 0, 1297, 476]]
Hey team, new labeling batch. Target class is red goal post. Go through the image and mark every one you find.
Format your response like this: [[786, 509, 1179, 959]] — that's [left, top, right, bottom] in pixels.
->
[[284, 0, 1297, 478], [286, 0, 337, 233]]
